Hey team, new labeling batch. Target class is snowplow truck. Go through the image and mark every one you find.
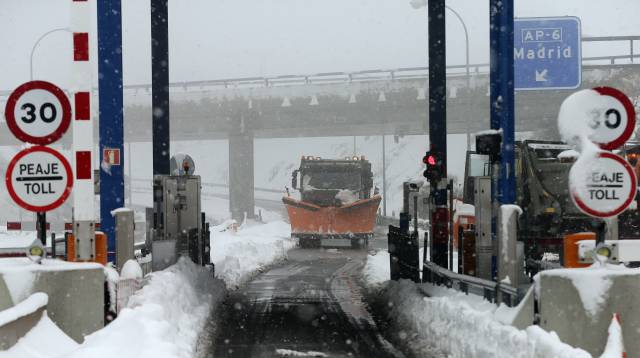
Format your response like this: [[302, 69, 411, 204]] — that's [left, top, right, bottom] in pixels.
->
[[283, 156, 381, 248]]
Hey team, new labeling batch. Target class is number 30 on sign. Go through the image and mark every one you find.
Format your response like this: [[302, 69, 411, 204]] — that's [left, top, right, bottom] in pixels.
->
[[4, 81, 72, 145]]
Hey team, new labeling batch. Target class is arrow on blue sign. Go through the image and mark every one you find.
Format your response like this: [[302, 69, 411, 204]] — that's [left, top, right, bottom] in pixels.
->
[[514, 17, 582, 90]]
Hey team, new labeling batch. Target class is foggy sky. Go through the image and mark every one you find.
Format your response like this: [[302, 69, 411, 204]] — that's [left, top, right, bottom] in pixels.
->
[[0, 0, 638, 90]]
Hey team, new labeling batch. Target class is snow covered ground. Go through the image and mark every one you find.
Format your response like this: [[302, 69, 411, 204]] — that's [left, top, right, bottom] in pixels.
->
[[210, 219, 295, 288], [2, 258, 224, 358], [1, 209, 296, 357], [362, 251, 591, 358]]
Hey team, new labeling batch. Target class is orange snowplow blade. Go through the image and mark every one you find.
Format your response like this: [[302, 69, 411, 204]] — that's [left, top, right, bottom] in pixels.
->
[[282, 195, 381, 235]]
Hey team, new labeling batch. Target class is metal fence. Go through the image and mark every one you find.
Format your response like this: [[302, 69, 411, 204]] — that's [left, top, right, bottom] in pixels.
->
[[422, 260, 522, 307]]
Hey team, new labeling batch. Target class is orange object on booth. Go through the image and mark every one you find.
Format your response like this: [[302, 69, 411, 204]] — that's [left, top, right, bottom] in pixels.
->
[[563, 232, 595, 268], [453, 214, 475, 249], [66, 232, 108, 265]]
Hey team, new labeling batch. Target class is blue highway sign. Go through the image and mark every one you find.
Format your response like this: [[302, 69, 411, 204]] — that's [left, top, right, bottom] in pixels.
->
[[514, 17, 581, 90]]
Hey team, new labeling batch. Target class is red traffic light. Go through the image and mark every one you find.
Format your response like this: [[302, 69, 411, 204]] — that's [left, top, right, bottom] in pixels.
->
[[423, 154, 437, 166]]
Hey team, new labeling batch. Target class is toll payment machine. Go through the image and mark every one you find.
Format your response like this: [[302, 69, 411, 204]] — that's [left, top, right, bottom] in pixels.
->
[[148, 154, 211, 271]]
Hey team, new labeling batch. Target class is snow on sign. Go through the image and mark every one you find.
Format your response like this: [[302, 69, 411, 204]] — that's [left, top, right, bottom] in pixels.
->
[[514, 17, 581, 90], [4, 81, 72, 145], [5, 146, 73, 212], [569, 152, 637, 218], [558, 87, 636, 150]]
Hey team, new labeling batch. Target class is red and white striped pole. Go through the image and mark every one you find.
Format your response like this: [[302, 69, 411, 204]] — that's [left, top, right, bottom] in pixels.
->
[[70, 0, 96, 261]]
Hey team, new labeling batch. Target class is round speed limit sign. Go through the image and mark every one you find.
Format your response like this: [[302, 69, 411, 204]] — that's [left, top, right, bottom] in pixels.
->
[[4, 81, 71, 145], [558, 86, 636, 151]]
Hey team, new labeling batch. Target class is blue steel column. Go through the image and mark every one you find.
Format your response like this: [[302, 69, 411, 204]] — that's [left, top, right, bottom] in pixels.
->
[[489, 0, 515, 278], [151, 0, 170, 175], [97, 0, 125, 262]]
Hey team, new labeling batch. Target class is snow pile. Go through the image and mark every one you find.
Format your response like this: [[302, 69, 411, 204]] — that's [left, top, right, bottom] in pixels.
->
[[558, 89, 601, 149], [362, 250, 390, 289], [66, 257, 225, 358], [103, 264, 120, 314], [500, 205, 522, 260], [335, 189, 358, 205], [558, 149, 579, 160], [453, 200, 474, 222], [557, 89, 608, 195], [275, 348, 328, 357], [210, 220, 295, 288], [120, 260, 143, 280], [536, 264, 640, 321], [0, 312, 79, 358], [0, 226, 38, 252], [600, 314, 625, 358], [110, 207, 133, 216], [0, 292, 47, 327], [377, 280, 590, 358]]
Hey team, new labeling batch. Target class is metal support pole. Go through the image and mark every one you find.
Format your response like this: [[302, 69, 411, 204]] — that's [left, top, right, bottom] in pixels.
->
[[382, 135, 387, 217], [413, 195, 418, 234], [98, 0, 125, 262], [30, 28, 70, 81], [428, 0, 449, 268], [51, 233, 56, 259], [595, 220, 606, 247], [489, 0, 515, 280], [353, 136, 357, 156], [36, 212, 46, 246], [449, 179, 454, 270], [70, 0, 96, 261], [127, 142, 133, 206], [229, 129, 255, 222], [151, 0, 170, 176], [605, 217, 618, 241]]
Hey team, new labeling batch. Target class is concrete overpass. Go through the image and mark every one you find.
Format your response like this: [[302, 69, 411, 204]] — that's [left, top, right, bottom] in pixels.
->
[[1, 36, 638, 220]]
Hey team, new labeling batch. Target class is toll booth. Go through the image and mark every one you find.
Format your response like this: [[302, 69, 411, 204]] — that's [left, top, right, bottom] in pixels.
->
[[148, 155, 211, 271]]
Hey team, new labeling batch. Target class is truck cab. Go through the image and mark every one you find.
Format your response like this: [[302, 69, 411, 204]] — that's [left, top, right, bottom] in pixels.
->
[[292, 156, 374, 206], [284, 156, 381, 248]]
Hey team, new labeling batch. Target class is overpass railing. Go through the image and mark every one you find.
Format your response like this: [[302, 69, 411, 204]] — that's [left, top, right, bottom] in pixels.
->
[[0, 36, 637, 98], [124, 35, 639, 91], [583, 35, 639, 64]]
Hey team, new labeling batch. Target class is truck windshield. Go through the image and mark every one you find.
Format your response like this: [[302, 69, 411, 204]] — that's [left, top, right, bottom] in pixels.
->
[[527, 143, 570, 162], [302, 172, 361, 190]]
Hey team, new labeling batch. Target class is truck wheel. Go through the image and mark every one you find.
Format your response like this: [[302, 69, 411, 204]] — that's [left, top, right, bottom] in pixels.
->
[[350, 237, 366, 250], [300, 237, 320, 248]]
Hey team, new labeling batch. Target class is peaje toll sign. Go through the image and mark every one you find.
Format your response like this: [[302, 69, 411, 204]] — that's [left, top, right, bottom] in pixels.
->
[[5, 146, 73, 212], [569, 151, 637, 218], [4, 81, 71, 145]]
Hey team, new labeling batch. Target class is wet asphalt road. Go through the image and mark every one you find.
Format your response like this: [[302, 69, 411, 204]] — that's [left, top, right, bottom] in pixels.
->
[[212, 236, 401, 358]]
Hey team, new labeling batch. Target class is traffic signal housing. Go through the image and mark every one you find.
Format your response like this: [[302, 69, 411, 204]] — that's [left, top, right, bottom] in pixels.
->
[[423, 151, 443, 182]]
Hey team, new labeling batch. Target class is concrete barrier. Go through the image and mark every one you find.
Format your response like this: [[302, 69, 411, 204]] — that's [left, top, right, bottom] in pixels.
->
[[0, 292, 47, 350], [0, 259, 104, 343], [509, 286, 535, 330], [538, 267, 640, 355]]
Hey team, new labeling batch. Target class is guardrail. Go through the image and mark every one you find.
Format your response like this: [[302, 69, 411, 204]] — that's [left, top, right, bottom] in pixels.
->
[[422, 260, 522, 307], [0, 36, 636, 97]]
